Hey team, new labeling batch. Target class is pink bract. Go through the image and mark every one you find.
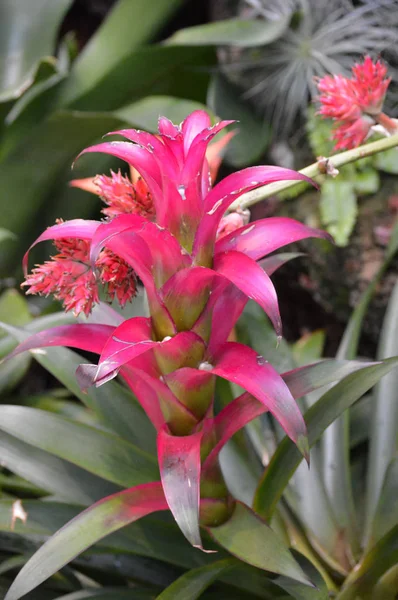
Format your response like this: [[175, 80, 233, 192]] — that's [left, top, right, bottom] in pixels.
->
[[17, 110, 331, 548]]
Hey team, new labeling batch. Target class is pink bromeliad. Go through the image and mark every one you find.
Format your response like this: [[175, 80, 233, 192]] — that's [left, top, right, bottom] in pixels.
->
[[11, 111, 331, 557], [317, 56, 396, 150]]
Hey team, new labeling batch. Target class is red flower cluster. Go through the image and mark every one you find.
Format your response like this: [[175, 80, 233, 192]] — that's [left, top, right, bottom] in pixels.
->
[[23, 228, 137, 316], [317, 56, 391, 149]]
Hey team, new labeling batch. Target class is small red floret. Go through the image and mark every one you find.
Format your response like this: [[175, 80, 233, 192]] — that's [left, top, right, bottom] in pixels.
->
[[95, 171, 155, 220]]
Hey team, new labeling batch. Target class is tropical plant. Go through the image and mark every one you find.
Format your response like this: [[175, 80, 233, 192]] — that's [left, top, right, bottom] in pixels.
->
[[1, 110, 398, 599]]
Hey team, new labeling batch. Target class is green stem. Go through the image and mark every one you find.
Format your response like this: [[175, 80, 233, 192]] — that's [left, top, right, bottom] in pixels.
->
[[229, 132, 398, 212]]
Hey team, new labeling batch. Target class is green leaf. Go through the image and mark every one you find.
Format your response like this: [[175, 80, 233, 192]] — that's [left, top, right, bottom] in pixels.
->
[[0, 227, 16, 243], [4, 485, 166, 600], [55, 590, 155, 600], [24, 394, 100, 426], [116, 95, 211, 133], [237, 301, 294, 373], [364, 280, 398, 544], [292, 330, 325, 367], [0, 110, 124, 273], [273, 553, 329, 600], [0, 0, 73, 101], [320, 220, 398, 559], [368, 457, 398, 547], [0, 353, 30, 394], [208, 74, 270, 167], [60, 0, 185, 108], [338, 218, 398, 360], [373, 147, 398, 174], [336, 526, 398, 600], [319, 179, 357, 247], [371, 564, 398, 600], [1, 313, 156, 454], [0, 405, 159, 487], [0, 290, 32, 392], [0, 311, 74, 359], [253, 357, 398, 520], [208, 502, 312, 586], [156, 559, 235, 599], [352, 167, 379, 195], [1, 46, 71, 159], [60, 45, 214, 112], [166, 16, 290, 48], [0, 473, 47, 496], [0, 289, 31, 328], [0, 431, 117, 504]]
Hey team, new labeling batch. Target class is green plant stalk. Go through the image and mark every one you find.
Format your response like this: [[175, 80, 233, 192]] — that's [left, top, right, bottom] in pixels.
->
[[230, 132, 398, 211]]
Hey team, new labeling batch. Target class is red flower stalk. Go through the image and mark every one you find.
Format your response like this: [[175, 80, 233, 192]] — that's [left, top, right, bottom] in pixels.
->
[[13, 111, 331, 556], [317, 56, 395, 150]]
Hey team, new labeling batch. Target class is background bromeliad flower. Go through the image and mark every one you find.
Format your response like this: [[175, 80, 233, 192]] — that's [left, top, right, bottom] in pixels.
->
[[5, 110, 332, 597], [317, 55, 397, 149]]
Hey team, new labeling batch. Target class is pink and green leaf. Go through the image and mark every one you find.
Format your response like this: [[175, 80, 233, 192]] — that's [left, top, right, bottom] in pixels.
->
[[4, 483, 168, 600], [215, 217, 331, 261], [214, 250, 282, 336], [211, 342, 308, 459], [157, 426, 205, 550]]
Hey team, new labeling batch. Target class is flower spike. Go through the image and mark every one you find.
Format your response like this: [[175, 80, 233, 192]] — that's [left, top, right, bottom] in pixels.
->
[[13, 109, 331, 575]]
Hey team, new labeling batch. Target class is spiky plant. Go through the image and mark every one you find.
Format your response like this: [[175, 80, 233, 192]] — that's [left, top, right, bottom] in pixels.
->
[[219, 0, 398, 135]]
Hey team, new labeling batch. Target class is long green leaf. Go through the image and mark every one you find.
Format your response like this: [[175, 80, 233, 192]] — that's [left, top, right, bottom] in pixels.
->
[[0, 432, 117, 504], [60, 45, 214, 111], [208, 502, 312, 586], [0, 500, 191, 568], [273, 553, 329, 600], [54, 591, 155, 600], [363, 279, 398, 545], [367, 456, 398, 547], [116, 96, 211, 133], [0, 290, 32, 392], [208, 74, 270, 167], [166, 16, 290, 47], [1, 46, 71, 159], [338, 219, 398, 359], [1, 321, 156, 452], [253, 358, 398, 520], [0, 500, 281, 599], [0, 406, 158, 486], [320, 219, 398, 558], [4, 484, 167, 600], [60, 0, 184, 108], [156, 559, 235, 599], [336, 525, 398, 600], [319, 179, 357, 246], [0, 0, 73, 101], [0, 111, 124, 272]]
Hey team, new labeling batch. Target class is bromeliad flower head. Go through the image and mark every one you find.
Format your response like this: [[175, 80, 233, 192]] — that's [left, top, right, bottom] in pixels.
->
[[317, 56, 393, 150], [23, 224, 137, 315], [15, 111, 332, 555]]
